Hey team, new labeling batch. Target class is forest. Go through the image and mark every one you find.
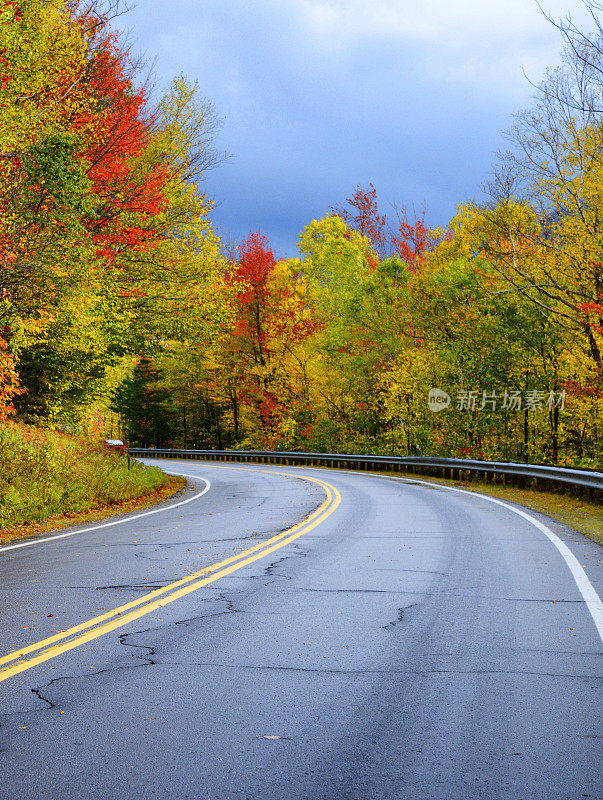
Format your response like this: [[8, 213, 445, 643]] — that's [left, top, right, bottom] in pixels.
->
[[1, 0, 602, 468]]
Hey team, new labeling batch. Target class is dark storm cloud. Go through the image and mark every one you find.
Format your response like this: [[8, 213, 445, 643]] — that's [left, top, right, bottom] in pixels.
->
[[115, 0, 584, 256]]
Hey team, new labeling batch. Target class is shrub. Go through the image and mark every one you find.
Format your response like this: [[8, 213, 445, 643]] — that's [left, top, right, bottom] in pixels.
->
[[0, 422, 166, 529]]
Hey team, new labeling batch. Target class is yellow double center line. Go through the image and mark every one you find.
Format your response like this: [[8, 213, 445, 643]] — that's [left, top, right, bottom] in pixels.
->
[[0, 470, 341, 684]]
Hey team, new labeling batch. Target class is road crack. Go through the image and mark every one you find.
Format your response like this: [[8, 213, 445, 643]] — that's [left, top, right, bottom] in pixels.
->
[[156, 661, 602, 679], [382, 603, 419, 631]]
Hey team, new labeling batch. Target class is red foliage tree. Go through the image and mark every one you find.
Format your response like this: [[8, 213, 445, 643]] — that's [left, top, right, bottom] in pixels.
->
[[332, 183, 388, 256], [332, 183, 438, 270], [63, 25, 169, 265], [223, 232, 318, 438], [391, 212, 431, 272], [0, 331, 20, 420], [0, 3, 171, 329]]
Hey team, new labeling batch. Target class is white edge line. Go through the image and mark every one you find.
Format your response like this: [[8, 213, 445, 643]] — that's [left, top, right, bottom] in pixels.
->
[[9, 455, 599, 643], [372, 472, 603, 644], [0, 473, 210, 553]]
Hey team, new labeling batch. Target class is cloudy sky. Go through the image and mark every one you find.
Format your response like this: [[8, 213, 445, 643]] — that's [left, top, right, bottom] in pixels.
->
[[115, 0, 590, 257]]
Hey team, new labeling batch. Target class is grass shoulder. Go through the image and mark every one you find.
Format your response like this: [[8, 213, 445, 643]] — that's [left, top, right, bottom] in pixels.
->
[[0, 422, 187, 545]]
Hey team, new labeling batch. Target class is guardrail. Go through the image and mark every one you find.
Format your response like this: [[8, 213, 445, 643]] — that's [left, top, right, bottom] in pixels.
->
[[127, 448, 603, 500]]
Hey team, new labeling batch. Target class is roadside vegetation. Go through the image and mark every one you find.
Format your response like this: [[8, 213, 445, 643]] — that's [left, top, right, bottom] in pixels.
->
[[0, 2, 600, 486], [0, 422, 180, 541]]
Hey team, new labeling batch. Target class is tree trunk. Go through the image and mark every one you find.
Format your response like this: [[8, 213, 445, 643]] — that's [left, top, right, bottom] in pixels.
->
[[233, 392, 239, 439], [585, 323, 602, 369], [214, 405, 223, 449], [551, 404, 559, 463]]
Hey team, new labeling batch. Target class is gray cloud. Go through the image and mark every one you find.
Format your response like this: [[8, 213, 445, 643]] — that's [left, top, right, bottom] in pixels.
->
[[115, 0, 587, 256]]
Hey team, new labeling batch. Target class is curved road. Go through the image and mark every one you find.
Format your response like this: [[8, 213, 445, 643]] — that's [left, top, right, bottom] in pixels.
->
[[0, 460, 601, 799]]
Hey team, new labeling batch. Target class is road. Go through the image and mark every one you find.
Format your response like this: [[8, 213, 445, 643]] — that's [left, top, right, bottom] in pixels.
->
[[0, 460, 601, 800]]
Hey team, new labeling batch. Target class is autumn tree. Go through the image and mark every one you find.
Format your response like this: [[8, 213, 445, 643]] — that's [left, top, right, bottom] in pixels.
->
[[0, 2, 224, 425], [210, 232, 317, 444], [480, 4, 603, 370], [332, 183, 443, 268], [332, 183, 388, 258]]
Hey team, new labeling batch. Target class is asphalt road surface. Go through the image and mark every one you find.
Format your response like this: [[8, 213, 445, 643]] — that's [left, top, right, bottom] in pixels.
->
[[0, 460, 601, 800]]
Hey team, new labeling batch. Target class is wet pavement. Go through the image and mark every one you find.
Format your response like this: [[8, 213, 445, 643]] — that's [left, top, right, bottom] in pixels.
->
[[0, 461, 601, 799]]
